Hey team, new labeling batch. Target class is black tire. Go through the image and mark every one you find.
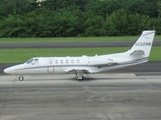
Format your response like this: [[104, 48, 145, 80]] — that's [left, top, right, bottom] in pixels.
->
[[78, 76, 84, 81], [19, 76, 24, 81]]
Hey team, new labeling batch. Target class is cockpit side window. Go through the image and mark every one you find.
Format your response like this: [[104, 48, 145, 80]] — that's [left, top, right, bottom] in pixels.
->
[[26, 59, 34, 64], [34, 59, 39, 64]]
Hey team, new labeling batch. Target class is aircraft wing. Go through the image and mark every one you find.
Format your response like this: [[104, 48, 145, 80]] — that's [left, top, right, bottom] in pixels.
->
[[64, 61, 118, 74], [64, 67, 95, 74], [91, 62, 118, 67]]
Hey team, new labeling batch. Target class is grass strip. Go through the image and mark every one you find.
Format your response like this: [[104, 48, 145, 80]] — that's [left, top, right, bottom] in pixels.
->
[[0, 35, 161, 43], [0, 47, 160, 63]]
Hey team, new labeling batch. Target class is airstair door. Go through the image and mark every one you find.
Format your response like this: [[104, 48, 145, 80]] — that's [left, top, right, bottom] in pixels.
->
[[48, 59, 54, 73]]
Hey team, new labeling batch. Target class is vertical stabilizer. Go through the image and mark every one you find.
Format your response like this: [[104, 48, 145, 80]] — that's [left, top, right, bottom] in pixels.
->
[[129, 30, 155, 58]]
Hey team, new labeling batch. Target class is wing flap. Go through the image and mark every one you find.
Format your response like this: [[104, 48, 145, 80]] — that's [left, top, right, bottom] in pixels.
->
[[92, 62, 118, 67]]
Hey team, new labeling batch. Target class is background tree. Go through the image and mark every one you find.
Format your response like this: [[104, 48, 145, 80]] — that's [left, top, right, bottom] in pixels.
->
[[0, 0, 161, 37]]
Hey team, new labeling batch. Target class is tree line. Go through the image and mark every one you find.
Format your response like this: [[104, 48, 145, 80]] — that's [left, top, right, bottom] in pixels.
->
[[0, 0, 161, 38]]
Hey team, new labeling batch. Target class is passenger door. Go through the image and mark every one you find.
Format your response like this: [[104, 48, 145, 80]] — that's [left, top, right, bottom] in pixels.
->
[[48, 59, 54, 73]]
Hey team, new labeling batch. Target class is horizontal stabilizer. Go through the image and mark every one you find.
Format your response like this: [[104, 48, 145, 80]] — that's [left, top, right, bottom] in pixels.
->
[[130, 50, 145, 56]]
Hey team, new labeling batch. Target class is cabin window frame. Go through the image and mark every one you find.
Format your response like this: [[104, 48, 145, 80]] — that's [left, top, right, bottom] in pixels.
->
[[71, 59, 74, 64], [60, 60, 63, 64], [55, 60, 58, 64], [77, 59, 80, 64], [66, 60, 69, 64]]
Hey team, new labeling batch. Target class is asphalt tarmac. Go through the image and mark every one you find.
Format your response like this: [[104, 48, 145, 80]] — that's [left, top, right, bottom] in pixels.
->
[[0, 40, 161, 120], [0, 74, 161, 120]]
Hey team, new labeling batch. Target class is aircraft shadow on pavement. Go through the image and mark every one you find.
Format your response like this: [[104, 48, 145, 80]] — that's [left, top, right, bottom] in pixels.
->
[[24, 75, 139, 81], [24, 76, 97, 81]]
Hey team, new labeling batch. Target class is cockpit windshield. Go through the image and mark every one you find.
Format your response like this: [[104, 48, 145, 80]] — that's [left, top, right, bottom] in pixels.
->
[[26, 58, 34, 64], [26, 58, 39, 64]]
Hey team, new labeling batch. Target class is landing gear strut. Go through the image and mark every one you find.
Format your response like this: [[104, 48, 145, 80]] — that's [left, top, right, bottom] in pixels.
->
[[77, 73, 84, 81], [18, 76, 24, 81]]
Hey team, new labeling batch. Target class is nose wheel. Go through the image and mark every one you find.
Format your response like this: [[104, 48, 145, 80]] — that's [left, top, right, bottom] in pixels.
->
[[18, 76, 24, 81]]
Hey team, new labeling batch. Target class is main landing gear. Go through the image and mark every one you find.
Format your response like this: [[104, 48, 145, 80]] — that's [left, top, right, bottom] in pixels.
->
[[18, 76, 24, 81], [78, 75, 84, 81], [76, 71, 84, 81]]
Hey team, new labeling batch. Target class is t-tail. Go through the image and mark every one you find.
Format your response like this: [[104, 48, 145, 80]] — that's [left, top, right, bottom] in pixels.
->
[[127, 30, 155, 60]]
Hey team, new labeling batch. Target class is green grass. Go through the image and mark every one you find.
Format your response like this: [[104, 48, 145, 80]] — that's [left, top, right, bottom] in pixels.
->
[[0, 35, 161, 43], [0, 36, 160, 63], [0, 47, 160, 63], [0, 37, 136, 43]]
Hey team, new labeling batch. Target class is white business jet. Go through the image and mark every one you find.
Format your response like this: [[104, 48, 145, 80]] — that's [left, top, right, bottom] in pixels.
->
[[4, 30, 155, 81]]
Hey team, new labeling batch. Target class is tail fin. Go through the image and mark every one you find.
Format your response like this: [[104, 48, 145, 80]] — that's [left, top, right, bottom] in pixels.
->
[[128, 30, 155, 58]]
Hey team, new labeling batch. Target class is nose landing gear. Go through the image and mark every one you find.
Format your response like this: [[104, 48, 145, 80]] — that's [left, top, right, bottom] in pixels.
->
[[18, 76, 24, 81]]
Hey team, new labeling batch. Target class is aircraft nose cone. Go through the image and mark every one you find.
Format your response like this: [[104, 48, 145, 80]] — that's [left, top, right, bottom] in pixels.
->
[[4, 68, 11, 74], [4, 64, 23, 75]]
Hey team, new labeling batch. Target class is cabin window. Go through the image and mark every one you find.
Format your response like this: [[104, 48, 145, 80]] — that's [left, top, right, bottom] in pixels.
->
[[49, 60, 52, 64], [61, 60, 63, 64], [77, 59, 80, 64], [26, 59, 34, 64], [71, 60, 74, 64], [66, 60, 69, 64], [55, 60, 58, 64]]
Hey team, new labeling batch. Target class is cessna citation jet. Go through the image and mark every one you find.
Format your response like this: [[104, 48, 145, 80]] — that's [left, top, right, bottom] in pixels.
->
[[4, 30, 155, 81]]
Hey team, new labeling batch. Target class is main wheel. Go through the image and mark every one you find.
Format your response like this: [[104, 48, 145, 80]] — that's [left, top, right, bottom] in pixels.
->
[[19, 76, 24, 81], [78, 76, 84, 81]]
